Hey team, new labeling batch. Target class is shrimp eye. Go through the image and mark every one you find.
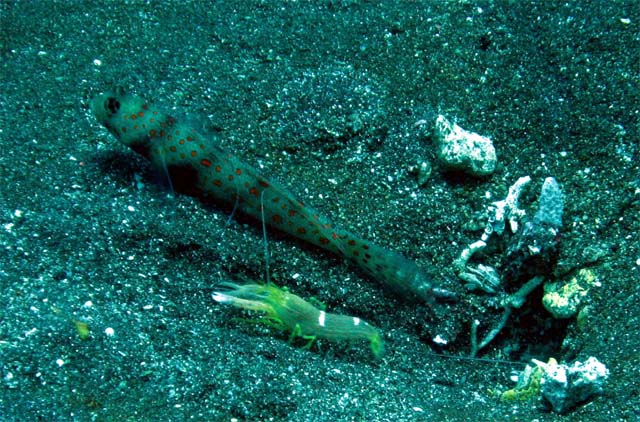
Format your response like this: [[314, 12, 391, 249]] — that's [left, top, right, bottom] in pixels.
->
[[106, 97, 120, 114]]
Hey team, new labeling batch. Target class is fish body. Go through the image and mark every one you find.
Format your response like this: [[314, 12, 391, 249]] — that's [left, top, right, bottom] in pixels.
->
[[91, 89, 450, 302]]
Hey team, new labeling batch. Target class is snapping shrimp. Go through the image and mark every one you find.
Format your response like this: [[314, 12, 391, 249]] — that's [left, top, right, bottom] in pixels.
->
[[213, 282, 384, 359]]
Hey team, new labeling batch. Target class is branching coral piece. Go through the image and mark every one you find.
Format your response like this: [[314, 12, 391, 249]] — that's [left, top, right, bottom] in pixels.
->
[[459, 177, 564, 356]]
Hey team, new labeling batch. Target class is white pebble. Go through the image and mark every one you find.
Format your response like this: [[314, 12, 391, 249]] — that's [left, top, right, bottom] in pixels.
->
[[434, 115, 496, 176]]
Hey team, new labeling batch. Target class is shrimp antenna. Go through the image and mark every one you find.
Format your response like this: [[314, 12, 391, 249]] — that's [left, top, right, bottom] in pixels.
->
[[260, 190, 271, 284], [225, 183, 240, 228]]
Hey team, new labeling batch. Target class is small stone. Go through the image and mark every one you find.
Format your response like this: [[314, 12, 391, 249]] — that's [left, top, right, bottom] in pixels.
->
[[434, 115, 496, 176], [542, 269, 597, 319], [409, 161, 432, 187], [536, 356, 609, 413]]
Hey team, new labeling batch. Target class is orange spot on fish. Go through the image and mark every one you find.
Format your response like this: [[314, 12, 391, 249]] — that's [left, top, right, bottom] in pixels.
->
[[153, 110, 158, 115], [169, 146, 177, 152], [201, 159, 212, 167], [214, 165, 222, 172], [179, 139, 185, 144], [228, 175, 234, 181], [297, 227, 306, 235], [130, 114, 137, 120], [331, 232, 339, 239], [212, 179, 222, 187], [138, 111, 144, 117], [191, 151, 197, 157], [272, 214, 283, 224], [175, 130, 180, 135], [319, 237, 330, 245], [187, 136, 194, 141], [142, 104, 149, 110], [348, 240, 356, 246], [249, 187, 259, 197], [235, 168, 242, 175], [149, 129, 156, 137], [258, 180, 269, 188], [288, 210, 297, 217], [167, 135, 173, 141]]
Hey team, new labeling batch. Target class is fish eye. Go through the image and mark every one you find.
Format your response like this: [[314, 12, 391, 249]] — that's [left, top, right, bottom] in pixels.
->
[[106, 97, 120, 114]]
